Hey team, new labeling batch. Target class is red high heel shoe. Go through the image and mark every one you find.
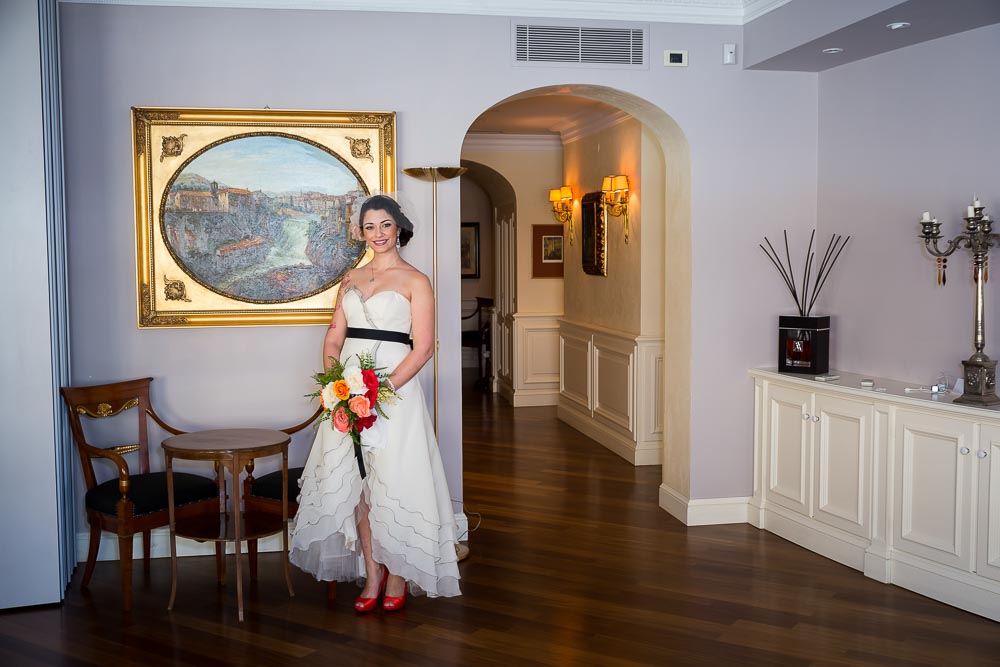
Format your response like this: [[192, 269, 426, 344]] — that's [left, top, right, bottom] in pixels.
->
[[354, 567, 387, 613], [382, 579, 407, 612]]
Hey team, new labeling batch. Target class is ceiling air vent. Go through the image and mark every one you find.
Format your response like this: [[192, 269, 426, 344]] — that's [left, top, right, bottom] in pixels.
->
[[514, 24, 645, 66]]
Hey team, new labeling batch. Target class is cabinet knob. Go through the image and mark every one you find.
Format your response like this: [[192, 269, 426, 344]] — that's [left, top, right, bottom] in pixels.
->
[[960, 447, 971, 455], [802, 413, 810, 421], [979, 450, 989, 459], [812, 415, 820, 422]]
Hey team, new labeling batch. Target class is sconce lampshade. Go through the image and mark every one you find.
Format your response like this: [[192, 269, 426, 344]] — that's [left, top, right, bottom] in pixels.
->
[[601, 176, 612, 193], [559, 186, 573, 201], [612, 175, 629, 193], [549, 188, 561, 203]]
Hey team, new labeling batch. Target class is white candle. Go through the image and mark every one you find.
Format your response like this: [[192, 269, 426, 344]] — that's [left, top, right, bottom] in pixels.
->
[[968, 206, 976, 217], [921, 211, 931, 222], [974, 199, 982, 207]]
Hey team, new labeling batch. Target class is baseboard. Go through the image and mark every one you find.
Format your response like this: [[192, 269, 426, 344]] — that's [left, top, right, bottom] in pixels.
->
[[658, 484, 750, 526], [891, 552, 1000, 623], [759, 505, 868, 571], [511, 389, 559, 407], [558, 402, 659, 465], [77, 511, 471, 562]]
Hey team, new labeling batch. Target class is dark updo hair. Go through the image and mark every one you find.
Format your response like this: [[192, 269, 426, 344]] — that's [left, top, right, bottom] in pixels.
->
[[358, 194, 414, 247]]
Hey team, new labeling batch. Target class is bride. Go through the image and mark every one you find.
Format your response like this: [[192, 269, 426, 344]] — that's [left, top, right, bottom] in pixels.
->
[[289, 194, 462, 611]]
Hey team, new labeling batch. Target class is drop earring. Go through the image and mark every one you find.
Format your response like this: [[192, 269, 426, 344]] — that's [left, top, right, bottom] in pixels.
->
[[396, 238, 401, 249]]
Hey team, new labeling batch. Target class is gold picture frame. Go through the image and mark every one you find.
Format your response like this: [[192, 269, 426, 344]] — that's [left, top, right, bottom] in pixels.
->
[[132, 107, 396, 328]]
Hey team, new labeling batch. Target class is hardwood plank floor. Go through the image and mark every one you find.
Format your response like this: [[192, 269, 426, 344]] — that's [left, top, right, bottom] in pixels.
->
[[2, 380, 999, 666]]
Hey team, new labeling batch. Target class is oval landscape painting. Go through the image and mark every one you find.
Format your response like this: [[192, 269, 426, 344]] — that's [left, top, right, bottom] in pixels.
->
[[162, 134, 367, 303]]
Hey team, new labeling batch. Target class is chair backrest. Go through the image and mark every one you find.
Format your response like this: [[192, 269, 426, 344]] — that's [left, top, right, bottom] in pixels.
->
[[60, 378, 155, 491], [475, 297, 495, 331]]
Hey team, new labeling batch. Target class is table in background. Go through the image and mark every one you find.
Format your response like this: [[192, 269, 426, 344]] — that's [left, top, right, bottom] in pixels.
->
[[162, 428, 294, 621]]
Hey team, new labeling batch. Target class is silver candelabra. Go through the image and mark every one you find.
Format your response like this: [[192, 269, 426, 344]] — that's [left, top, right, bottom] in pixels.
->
[[920, 198, 1000, 407]]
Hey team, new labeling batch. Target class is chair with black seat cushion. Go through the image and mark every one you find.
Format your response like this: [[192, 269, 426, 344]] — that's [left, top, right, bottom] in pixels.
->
[[61, 377, 220, 611], [243, 407, 337, 599], [461, 296, 494, 390]]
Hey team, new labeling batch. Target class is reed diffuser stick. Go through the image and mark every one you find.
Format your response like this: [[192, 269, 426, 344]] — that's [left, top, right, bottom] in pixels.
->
[[761, 231, 850, 317]]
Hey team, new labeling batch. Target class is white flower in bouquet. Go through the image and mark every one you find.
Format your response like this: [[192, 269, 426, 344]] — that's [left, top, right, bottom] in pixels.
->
[[344, 367, 367, 395], [320, 382, 338, 411]]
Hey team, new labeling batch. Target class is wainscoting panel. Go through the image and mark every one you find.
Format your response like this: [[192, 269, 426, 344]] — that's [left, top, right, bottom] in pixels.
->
[[509, 313, 561, 407], [560, 326, 591, 412], [593, 334, 634, 433], [558, 320, 663, 466]]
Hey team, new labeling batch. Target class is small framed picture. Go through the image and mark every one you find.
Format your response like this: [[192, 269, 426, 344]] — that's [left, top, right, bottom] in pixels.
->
[[460, 222, 480, 279], [532, 224, 564, 278]]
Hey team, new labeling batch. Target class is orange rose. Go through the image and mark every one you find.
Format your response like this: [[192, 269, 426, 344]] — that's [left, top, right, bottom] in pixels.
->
[[348, 394, 371, 418], [333, 379, 350, 401], [332, 407, 350, 433]]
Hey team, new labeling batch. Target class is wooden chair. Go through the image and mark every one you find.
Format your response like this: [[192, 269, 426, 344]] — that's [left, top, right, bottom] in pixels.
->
[[61, 377, 220, 611], [461, 296, 494, 389], [243, 406, 338, 599]]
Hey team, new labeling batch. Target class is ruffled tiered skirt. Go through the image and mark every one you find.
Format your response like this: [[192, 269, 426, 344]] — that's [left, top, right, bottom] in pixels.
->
[[289, 376, 461, 598]]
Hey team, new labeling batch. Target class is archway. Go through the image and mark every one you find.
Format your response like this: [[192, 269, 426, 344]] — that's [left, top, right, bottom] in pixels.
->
[[458, 160, 516, 395], [461, 85, 692, 499]]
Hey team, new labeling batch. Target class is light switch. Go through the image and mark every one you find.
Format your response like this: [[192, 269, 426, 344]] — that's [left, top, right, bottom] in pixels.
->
[[723, 43, 737, 65]]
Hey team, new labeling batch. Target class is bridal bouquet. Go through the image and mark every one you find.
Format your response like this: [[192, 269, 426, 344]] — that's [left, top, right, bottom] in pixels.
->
[[310, 351, 398, 448]]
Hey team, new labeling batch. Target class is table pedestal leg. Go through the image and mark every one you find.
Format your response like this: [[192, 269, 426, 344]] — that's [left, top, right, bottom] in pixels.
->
[[232, 458, 244, 622], [167, 455, 178, 611], [282, 449, 294, 597]]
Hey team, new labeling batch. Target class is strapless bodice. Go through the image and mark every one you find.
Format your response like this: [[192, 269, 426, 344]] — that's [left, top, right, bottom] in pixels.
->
[[342, 286, 412, 334]]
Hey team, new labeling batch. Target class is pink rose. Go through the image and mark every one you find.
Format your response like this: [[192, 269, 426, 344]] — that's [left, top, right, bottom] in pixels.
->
[[348, 394, 371, 418], [332, 406, 350, 433]]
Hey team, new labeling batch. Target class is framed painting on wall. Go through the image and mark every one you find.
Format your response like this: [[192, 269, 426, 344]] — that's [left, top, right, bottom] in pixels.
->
[[581, 192, 607, 276], [532, 224, 564, 278], [132, 106, 396, 327], [460, 222, 480, 279]]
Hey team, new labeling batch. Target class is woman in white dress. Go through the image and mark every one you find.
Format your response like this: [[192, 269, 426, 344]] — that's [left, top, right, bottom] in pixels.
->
[[290, 195, 461, 611]]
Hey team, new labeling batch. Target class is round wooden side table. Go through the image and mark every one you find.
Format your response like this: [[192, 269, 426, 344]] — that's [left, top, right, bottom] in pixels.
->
[[162, 428, 294, 622]]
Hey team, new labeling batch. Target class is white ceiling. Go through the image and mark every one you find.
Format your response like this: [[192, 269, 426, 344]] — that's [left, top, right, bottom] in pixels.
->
[[62, 0, 794, 25], [468, 96, 625, 137]]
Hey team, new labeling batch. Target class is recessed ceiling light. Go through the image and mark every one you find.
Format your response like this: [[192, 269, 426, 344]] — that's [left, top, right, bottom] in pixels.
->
[[822, 47, 844, 54], [886, 22, 911, 30]]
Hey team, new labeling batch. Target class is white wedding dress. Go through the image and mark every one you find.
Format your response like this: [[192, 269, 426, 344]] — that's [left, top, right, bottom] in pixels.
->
[[289, 286, 461, 597]]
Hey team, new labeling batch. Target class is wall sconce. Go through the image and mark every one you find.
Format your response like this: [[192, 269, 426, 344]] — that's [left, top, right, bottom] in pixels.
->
[[549, 186, 575, 244], [601, 175, 630, 244]]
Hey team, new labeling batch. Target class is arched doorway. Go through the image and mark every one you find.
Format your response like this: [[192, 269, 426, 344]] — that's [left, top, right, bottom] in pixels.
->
[[460, 85, 692, 498]]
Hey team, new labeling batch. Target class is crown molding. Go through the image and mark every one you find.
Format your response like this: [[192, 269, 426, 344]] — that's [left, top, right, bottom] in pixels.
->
[[61, 0, 789, 25], [557, 108, 632, 144], [462, 133, 563, 153], [741, 0, 794, 23]]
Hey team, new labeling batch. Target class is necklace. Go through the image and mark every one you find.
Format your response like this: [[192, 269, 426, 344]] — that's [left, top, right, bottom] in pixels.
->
[[369, 254, 400, 284]]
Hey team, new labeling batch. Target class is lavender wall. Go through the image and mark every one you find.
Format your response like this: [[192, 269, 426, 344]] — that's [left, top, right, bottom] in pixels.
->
[[58, 3, 817, 510], [817, 23, 1000, 385]]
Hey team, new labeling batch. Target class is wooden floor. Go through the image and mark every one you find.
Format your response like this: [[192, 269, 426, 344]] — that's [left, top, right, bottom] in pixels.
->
[[3, 380, 1000, 666]]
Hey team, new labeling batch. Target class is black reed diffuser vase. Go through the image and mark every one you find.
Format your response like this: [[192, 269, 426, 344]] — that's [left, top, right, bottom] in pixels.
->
[[761, 231, 850, 375]]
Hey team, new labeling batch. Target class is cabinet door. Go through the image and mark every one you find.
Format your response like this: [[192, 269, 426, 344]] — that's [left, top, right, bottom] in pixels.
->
[[977, 425, 1000, 583], [812, 394, 872, 539], [766, 384, 812, 516], [893, 409, 975, 571]]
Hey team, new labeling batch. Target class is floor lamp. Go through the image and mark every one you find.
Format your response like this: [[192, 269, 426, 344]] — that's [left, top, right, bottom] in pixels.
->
[[401, 166, 470, 562], [400, 166, 466, 435]]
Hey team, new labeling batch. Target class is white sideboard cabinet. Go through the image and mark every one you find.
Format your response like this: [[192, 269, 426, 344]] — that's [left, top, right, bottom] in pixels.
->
[[751, 368, 1000, 622]]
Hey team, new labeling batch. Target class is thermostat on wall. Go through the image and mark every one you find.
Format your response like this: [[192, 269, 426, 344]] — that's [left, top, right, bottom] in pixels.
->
[[664, 50, 688, 67]]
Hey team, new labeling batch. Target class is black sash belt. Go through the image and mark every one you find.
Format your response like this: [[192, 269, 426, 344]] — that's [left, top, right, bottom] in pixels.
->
[[345, 327, 413, 348]]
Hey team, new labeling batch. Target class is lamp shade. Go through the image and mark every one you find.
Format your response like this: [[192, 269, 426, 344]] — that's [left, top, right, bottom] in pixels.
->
[[601, 176, 612, 193], [549, 188, 561, 202], [559, 186, 573, 200], [612, 175, 629, 192]]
